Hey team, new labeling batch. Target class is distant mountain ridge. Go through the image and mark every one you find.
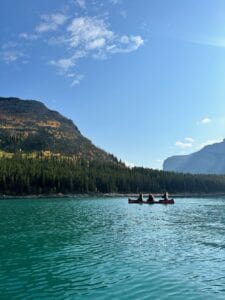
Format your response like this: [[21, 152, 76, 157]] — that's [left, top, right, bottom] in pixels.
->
[[0, 97, 116, 162], [163, 139, 225, 174]]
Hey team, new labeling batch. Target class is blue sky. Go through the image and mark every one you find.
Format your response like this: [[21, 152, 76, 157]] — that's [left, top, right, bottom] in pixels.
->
[[1, 0, 225, 169]]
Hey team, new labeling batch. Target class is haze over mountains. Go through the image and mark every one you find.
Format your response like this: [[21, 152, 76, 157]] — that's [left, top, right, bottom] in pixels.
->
[[163, 140, 225, 174], [0, 97, 116, 162]]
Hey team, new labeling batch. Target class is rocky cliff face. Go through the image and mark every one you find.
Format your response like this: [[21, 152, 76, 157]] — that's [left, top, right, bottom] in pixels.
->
[[0, 97, 116, 162], [163, 140, 225, 174]]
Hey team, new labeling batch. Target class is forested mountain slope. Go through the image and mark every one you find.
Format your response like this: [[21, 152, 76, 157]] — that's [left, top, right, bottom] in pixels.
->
[[0, 97, 116, 162]]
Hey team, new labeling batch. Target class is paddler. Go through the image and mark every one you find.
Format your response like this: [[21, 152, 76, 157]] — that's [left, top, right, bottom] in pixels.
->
[[147, 194, 155, 202], [162, 192, 169, 200], [137, 193, 144, 202]]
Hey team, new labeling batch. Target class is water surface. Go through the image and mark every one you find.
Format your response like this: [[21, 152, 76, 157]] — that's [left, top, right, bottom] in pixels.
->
[[0, 196, 225, 299]]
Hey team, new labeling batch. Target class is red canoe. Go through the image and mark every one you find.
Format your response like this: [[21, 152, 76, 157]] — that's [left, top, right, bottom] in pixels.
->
[[128, 198, 175, 204]]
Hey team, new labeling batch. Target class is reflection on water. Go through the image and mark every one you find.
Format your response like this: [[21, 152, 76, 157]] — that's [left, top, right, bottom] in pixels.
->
[[0, 197, 225, 299]]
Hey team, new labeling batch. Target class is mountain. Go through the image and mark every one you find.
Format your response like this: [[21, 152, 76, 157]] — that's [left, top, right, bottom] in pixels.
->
[[0, 97, 116, 162], [163, 140, 225, 174]]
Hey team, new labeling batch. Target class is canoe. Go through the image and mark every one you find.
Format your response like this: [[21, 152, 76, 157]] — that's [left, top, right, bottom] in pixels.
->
[[157, 199, 175, 204], [128, 198, 175, 204]]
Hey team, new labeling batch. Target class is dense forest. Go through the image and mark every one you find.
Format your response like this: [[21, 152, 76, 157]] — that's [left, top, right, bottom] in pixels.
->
[[1, 153, 225, 196]]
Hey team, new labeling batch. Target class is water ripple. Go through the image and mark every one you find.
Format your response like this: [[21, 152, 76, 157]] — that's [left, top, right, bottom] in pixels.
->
[[1, 197, 225, 299]]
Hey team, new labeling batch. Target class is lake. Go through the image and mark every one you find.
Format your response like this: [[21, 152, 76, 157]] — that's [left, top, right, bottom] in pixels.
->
[[0, 196, 225, 299]]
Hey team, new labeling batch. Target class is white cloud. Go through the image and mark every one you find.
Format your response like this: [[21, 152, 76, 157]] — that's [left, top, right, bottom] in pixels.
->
[[107, 35, 144, 53], [175, 141, 193, 149], [198, 117, 212, 125], [47, 16, 144, 84], [199, 138, 223, 149], [1, 42, 24, 63], [36, 13, 68, 33], [1, 51, 23, 63], [67, 17, 144, 55], [47, 35, 67, 46], [71, 74, 84, 86], [19, 33, 39, 40], [67, 17, 114, 49], [49, 60, 84, 85], [75, 0, 86, 9], [14, 7, 144, 86], [49, 58, 75, 72], [185, 137, 194, 143], [174, 136, 223, 152], [88, 38, 106, 49]]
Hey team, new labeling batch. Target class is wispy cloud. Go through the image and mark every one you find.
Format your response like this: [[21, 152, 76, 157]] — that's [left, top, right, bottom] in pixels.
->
[[49, 58, 75, 72], [1, 50, 23, 63], [47, 36, 67, 46], [67, 17, 114, 50], [175, 141, 193, 149], [185, 137, 194, 143], [35, 13, 68, 33], [66, 16, 143, 54], [107, 35, 144, 53], [2, 2, 144, 86], [175, 136, 195, 149], [175, 136, 223, 152], [198, 117, 212, 125], [198, 138, 223, 149], [70, 74, 84, 86], [75, 0, 86, 9], [0, 42, 24, 63], [19, 33, 39, 41], [48, 15, 144, 83]]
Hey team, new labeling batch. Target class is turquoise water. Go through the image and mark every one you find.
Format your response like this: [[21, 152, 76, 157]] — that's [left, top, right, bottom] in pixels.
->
[[0, 197, 225, 300]]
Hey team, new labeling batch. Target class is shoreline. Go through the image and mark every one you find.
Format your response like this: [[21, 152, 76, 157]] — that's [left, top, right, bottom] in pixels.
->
[[1, 192, 225, 199]]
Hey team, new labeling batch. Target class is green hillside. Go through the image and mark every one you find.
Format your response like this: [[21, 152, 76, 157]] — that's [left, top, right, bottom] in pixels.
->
[[0, 97, 116, 162]]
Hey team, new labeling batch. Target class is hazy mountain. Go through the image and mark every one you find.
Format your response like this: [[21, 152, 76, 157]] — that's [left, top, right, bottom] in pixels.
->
[[163, 140, 225, 174], [0, 97, 116, 162]]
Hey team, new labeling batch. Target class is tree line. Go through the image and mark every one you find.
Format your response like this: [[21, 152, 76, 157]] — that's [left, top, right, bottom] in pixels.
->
[[1, 153, 225, 195]]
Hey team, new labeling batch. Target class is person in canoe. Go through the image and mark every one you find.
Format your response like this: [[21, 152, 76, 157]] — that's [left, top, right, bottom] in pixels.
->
[[162, 192, 169, 200], [159, 192, 175, 204], [147, 194, 155, 203], [137, 193, 144, 202]]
